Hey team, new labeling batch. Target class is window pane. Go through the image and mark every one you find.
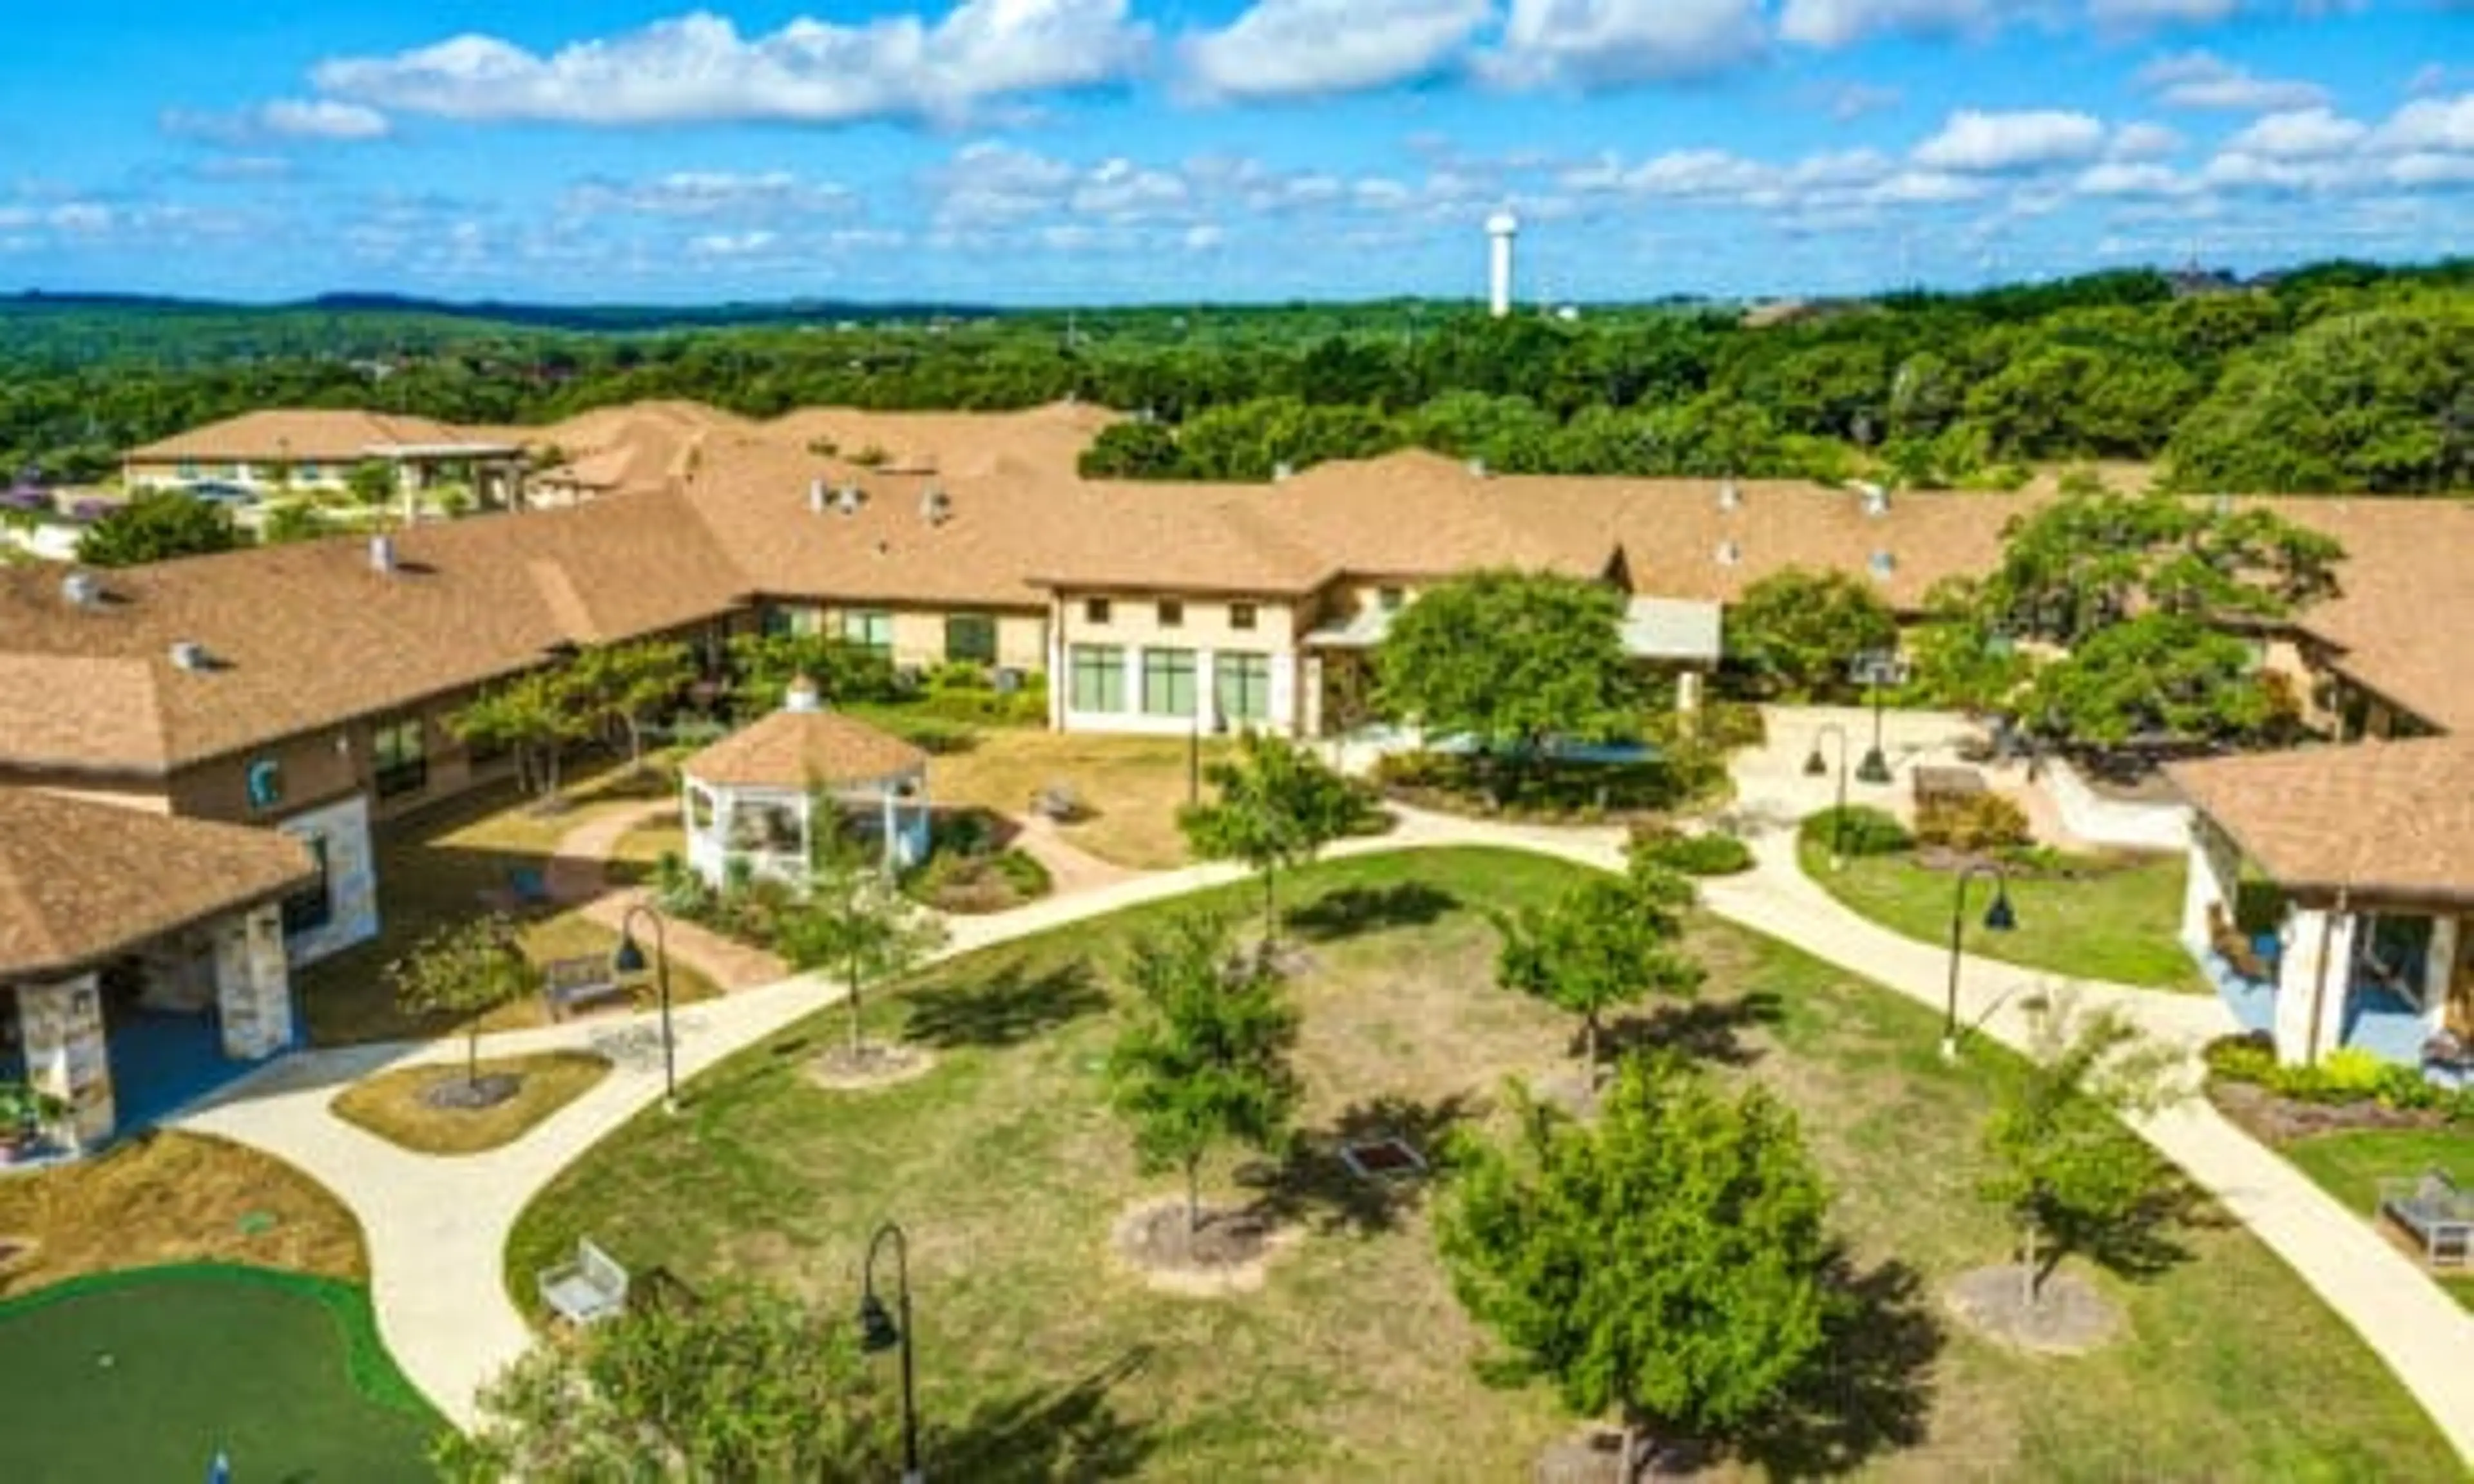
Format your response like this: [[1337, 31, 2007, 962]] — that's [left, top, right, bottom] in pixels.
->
[[1229, 603, 1256, 631], [1142, 649, 1194, 716], [1215, 652, 1270, 721], [945, 614, 997, 665], [1070, 645, 1124, 712]]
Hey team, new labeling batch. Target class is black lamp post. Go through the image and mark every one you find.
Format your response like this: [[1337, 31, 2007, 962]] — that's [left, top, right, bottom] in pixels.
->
[[860, 1221, 922, 1484], [1852, 652, 1899, 785], [1942, 862, 2019, 1060], [613, 904, 678, 1113], [1803, 723, 1852, 869]]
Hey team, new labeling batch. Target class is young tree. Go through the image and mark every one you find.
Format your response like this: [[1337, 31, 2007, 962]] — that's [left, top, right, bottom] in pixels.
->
[[1439, 1056, 1845, 1463], [1491, 866, 1702, 1083], [441, 1282, 894, 1481], [258, 500, 329, 545], [73, 491, 244, 567], [345, 458, 399, 524], [724, 630, 896, 717], [772, 825, 949, 1059], [385, 914, 537, 1092], [1178, 730, 1365, 949], [1979, 995, 2183, 1308], [1106, 911, 1301, 1234], [452, 671, 590, 800], [1375, 569, 1635, 769], [562, 639, 695, 771], [1722, 566, 1901, 701]]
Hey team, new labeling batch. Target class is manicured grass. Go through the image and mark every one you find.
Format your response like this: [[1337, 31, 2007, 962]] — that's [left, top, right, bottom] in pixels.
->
[[1798, 835, 2208, 992], [0, 1131, 365, 1298], [511, 849, 2453, 1481], [919, 728, 1238, 870], [299, 768, 722, 1045], [2280, 1129, 2474, 1311], [0, 1264, 438, 1481], [330, 1051, 611, 1156]]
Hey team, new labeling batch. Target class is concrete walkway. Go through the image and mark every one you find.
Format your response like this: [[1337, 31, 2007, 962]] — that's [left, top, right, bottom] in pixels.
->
[[177, 775, 2474, 1466]]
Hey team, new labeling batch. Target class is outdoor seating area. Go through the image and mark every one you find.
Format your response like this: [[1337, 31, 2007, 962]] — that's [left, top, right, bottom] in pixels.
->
[[537, 1237, 629, 1325], [677, 676, 932, 887], [540, 956, 627, 1022], [2379, 1170, 2474, 1268]]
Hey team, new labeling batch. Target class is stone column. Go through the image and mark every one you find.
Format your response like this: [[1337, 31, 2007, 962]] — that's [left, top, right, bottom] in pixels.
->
[[2274, 905, 2357, 1066], [17, 974, 113, 1150], [2426, 916, 2462, 1030], [214, 902, 295, 1060]]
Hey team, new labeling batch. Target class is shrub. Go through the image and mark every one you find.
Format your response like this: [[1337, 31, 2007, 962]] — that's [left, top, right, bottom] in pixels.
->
[[1630, 823, 1755, 877], [2202, 1032, 2276, 1085], [2315, 1047, 2392, 1099], [1694, 698, 1768, 751], [651, 851, 716, 923], [1799, 804, 1911, 857], [1915, 792, 2032, 853]]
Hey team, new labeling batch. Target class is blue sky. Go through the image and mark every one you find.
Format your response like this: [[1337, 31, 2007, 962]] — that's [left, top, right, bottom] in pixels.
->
[[1, 1, 2466, 304]]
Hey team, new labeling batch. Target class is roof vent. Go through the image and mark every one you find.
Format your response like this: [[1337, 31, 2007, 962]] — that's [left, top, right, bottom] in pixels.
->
[[1718, 479, 1741, 511], [1716, 540, 1743, 567], [61, 571, 101, 607], [808, 478, 829, 514], [919, 486, 952, 525], [1272, 461, 1294, 483], [1858, 482, 1890, 517], [369, 533, 397, 575], [1467, 457, 1489, 480], [836, 484, 867, 516], [783, 674, 822, 713], [169, 640, 210, 672], [874, 538, 891, 558], [1868, 549, 1897, 579]]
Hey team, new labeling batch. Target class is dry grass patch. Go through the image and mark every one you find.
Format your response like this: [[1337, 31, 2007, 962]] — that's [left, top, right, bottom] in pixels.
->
[[330, 1051, 611, 1156], [0, 1131, 363, 1297], [923, 730, 1239, 870], [510, 851, 2456, 1481]]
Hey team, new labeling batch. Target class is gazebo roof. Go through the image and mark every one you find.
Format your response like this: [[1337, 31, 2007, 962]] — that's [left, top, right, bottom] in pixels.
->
[[680, 707, 928, 791], [2167, 737, 2474, 906], [0, 788, 316, 980]]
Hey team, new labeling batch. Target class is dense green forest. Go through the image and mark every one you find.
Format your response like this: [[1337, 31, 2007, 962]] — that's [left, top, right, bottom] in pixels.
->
[[3, 260, 2469, 495]]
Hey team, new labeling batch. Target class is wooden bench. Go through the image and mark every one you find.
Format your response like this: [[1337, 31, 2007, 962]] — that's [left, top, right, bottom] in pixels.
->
[[542, 955, 628, 1021], [538, 1237, 630, 1324], [2378, 1169, 2473, 1268]]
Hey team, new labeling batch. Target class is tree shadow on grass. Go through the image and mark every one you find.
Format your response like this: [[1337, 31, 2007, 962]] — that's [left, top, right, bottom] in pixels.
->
[[928, 1348, 1156, 1483], [1602, 991, 1784, 1069], [2044, 1174, 2216, 1295], [901, 961, 1106, 1051], [1735, 1256, 1943, 1478], [1282, 882, 1459, 944], [1243, 1090, 1480, 1237]]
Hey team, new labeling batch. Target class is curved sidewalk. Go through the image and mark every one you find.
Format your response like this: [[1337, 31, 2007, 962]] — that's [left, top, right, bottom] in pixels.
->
[[180, 805, 2474, 1466]]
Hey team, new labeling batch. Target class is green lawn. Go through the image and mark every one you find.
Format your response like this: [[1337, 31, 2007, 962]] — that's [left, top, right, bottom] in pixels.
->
[[1799, 836, 2207, 993], [0, 1265, 439, 1481], [2281, 1129, 2474, 1311], [509, 849, 2453, 1481]]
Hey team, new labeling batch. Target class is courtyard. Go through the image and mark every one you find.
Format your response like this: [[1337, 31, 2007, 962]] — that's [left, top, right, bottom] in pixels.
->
[[506, 849, 2454, 1480]]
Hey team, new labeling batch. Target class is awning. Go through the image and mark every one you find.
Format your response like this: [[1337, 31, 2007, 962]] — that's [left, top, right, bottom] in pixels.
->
[[1304, 595, 1721, 664]]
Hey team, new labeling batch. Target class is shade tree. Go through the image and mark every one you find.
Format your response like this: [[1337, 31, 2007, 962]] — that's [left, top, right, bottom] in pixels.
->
[[1491, 866, 1702, 1083], [1375, 569, 1635, 765], [1178, 730, 1367, 948]]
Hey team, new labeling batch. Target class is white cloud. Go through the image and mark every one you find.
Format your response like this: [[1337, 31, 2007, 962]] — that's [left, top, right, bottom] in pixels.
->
[[1778, 0, 1997, 50], [194, 155, 298, 182], [2136, 50, 2330, 111], [1481, 0, 1766, 88], [2087, 0, 2237, 28], [310, 3, 1149, 126], [1912, 109, 2107, 171], [1180, 0, 1488, 100], [565, 170, 853, 218], [2223, 107, 2366, 159], [1069, 158, 1191, 221], [2108, 122, 2183, 159], [1184, 222, 1225, 250], [2373, 93, 2474, 153], [260, 99, 392, 140], [1825, 82, 1904, 121], [686, 229, 779, 258], [2073, 160, 2198, 196]]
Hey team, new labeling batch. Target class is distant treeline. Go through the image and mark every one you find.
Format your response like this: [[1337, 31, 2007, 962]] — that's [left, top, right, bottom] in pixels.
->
[[2, 260, 2469, 495]]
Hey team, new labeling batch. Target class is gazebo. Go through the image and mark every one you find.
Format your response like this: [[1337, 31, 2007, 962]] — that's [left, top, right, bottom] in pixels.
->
[[2169, 738, 2474, 1076], [677, 678, 932, 888]]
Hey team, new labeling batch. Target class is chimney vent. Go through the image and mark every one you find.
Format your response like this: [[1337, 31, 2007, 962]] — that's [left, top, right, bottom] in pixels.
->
[[61, 571, 101, 607], [1868, 549, 1897, 579], [1467, 457, 1489, 480], [809, 478, 829, 514], [169, 640, 209, 672], [1718, 479, 1741, 511], [369, 533, 398, 575], [836, 484, 867, 516], [1858, 483, 1890, 518], [919, 486, 952, 525], [1272, 461, 1294, 483], [1716, 540, 1743, 567]]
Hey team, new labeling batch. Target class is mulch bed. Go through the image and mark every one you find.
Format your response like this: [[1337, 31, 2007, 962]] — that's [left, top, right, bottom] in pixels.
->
[[806, 1042, 937, 1092], [2207, 1080, 2448, 1145], [417, 1072, 523, 1111], [1945, 1264, 2124, 1355], [1109, 1197, 1282, 1297]]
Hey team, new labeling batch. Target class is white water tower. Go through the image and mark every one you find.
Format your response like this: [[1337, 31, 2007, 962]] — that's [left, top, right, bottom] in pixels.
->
[[1486, 211, 1519, 318]]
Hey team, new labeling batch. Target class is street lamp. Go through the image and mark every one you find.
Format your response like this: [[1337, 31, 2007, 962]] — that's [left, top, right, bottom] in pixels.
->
[[859, 1221, 923, 1484], [1803, 723, 1852, 869], [1850, 651, 1906, 785], [1942, 863, 2019, 1061], [612, 904, 678, 1113]]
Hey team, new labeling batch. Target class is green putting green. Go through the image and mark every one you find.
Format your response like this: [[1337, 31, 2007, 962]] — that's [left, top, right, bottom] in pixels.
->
[[0, 1264, 439, 1482]]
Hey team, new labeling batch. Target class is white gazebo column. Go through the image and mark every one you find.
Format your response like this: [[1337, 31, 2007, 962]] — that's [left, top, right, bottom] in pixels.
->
[[1675, 670, 1703, 715], [18, 973, 114, 1150], [213, 901, 294, 1060], [2274, 904, 2357, 1065], [2426, 916, 2462, 1031]]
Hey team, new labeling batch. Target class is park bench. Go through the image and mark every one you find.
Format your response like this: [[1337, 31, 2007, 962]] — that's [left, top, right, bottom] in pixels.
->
[[542, 955, 628, 1021], [538, 1237, 629, 1324], [2377, 1168, 2473, 1268]]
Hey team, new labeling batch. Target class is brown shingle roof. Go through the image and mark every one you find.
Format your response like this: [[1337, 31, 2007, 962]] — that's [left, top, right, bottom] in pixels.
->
[[2252, 499, 2474, 734], [126, 410, 497, 464], [0, 788, 314, 978], [680, 709, 927, 789], [2167, 737, 2474, 904]]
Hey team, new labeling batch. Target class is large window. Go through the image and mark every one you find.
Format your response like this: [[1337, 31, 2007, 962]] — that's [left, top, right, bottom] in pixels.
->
[[1216, 651, 1272, 723], [280, 835, 332, 937], [945, 614, 998, 665], [372, 717, 428, 799], [1069, 645, 1126, 713], [841, 610, 894, 654], [1142, 648, 1196, 717]]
